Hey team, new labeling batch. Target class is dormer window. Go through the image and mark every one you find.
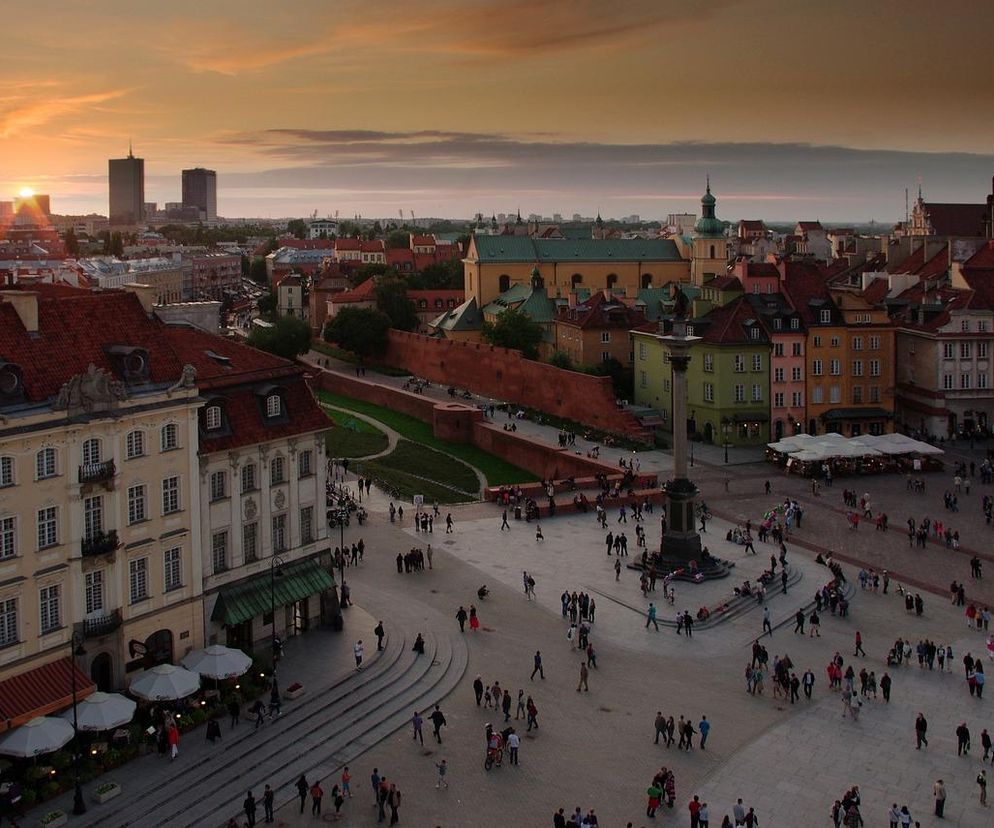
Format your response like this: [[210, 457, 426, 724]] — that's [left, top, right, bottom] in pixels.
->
[[105, 345, 150, 383], [751, 327, 760, 340], [820, 310, 831, 323], [773, 318, 782, 330], [205, 405, 223, 431], [265, 394, 282, 419], [790, 318, 800, 330]]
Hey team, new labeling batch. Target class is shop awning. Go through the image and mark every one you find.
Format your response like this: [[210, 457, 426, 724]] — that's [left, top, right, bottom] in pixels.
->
[[731, 412, 770, 423], [821, 407, 892, 421], [0, 657, 95, 733], [211, 558, 336, 627]]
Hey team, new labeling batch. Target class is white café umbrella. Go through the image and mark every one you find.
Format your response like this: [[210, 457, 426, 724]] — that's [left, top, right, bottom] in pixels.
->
[[59, 692, 136, 732], [0, 716, 73, 757], [181, 645, 252, 680], [128, 664, 201, 701]]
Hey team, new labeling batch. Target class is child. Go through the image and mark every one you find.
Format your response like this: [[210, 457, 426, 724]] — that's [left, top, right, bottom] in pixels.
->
[[341, 766, 352, 798], [435, 759, 449, 789]]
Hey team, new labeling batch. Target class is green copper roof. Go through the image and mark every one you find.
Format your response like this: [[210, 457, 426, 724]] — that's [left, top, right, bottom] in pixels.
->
[[483, 284, 558, 323], [472, 235, 683, 263]]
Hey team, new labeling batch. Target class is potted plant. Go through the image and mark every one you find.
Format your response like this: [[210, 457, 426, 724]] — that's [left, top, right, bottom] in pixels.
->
[[285, 682, 305, 700], [93, 781, 121, 803], [39, 809, 68, 827]]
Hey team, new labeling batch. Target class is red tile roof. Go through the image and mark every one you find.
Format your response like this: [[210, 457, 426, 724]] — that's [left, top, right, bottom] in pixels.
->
[[332, 278, 377, 304], [556, 290, 649, 329], [920, 202, 991, 237], [699, 296, 767, 344], [410, 289, 464, 308], [411, 235, 435, 246], [963, 240, 994, 272], [797, 221, 823, 231], [360, 240, 385, 253], [278, 238, 335, 250], [334, 238, 361, 251], [0, 657, 95, 732], [707, 275, 742, 291], [739, 220, 765, 230], [386, 248, 415, 268]]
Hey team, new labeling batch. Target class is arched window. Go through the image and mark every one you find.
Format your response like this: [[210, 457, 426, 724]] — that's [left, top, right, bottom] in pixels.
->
[[205, 405, 223, 431], [498, 274, 511, 293], [418, 299, 427, 309], [36, 447, 57, 479], [81, 438, 102, 466], [571, 274, 583, 288], [125, 430, 146, 459], [265, 394, 282, 419], [606, 274, 618, 289], [641, 273, 653, 289], [709, 244, 716, 259], [270, 456, 286, 484], [160, 424, 179, 452]]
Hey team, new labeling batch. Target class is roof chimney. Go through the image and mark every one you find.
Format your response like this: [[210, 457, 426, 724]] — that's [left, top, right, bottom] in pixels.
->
[[122, 282, 158, 315], [0, 291, 39, 333]]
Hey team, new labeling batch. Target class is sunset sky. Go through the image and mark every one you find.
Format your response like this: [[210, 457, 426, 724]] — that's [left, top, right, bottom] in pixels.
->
[[4, 0, 993, 222]]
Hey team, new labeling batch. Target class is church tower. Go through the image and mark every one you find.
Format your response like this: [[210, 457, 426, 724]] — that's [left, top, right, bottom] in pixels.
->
[[691, 179, 728, 286]]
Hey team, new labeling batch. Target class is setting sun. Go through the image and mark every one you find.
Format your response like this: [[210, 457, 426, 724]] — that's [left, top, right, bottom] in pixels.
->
[[17, 186, 34, 198]]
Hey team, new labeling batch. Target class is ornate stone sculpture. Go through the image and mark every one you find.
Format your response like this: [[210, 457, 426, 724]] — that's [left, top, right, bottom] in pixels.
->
[[167, 364, 197, 394], [53, 364, 128, 414]]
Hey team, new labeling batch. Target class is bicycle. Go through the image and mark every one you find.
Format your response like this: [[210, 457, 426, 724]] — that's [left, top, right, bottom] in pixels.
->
[[483, 747, 503, 770]]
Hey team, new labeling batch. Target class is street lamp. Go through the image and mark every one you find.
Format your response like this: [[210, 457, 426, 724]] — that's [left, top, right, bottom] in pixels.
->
[[270, 555, 285, 677], [69, 632, 86, 815], [329, 503, 350, 583], [721, 417, 732, 464]]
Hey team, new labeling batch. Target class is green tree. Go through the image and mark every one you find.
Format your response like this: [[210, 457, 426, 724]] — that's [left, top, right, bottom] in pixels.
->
[[549, 351, 574, 370], [324, 306, 391, 359], [286, 219, 308, 240], [386, 230, 410, 249], [369, 221, 383, 239], [257, 291, 277, 319], [481, 308, 544, 359], [63, 228, 80, 256], [407, 259, 462, 290], [586, 357, 634, 400], [248, 257, 269, 286], [374, 277, 419, 331], [247, 315, 312, 360]]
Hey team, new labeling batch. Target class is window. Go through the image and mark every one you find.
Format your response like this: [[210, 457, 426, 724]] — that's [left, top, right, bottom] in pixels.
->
[[160, 423, 179, 452], [869, 360, 880, 377], [0, 598, 15, 646], [663, 379, 671, 392], [638, 343, 647, 360], [811, 387, 823, 404], [774, 392, 785, 408], [773, 318, 782, 330], [600, 331, 611, 344], [265, 394, 282, 418], [600, 351, 611, 362], [270, 457, 285, 484], [813, 336, 822, 347], [734, 384, 745, 403], [162, 476, 180, 514], [81, 438, 101, 466], [39, 585, 60, 633], [0, 516, 15, 559], [750, 328, 760, 341], [774, 368, 784, 383], [36, 506, 58, 549], [127, 484, 147, 524], [792, 342, 802, 356], [300, 506, 314, 544], [979, 321, 989, 333], [241, 464, 257, 494], [791, 391, 803, 407], [820, 310, 831, 323], [854, 312, 871, 324], [299, 450, 313, 478], [36, 448, 56, 480], [164, 547, 182, 591], [773, 343, 785, 357], [125, 430, 145, 459], [790, 318, 800, 330], [704, 383, 714, 401], [209, 471, 227, 502], [129, 558, 149, 603], [812, 359, 823, 376], [961, 342, 972, 359], [205, 405, 222, 431], [752, 354, 762, 371], [943, 342, 956, 360], [0, 456, 12, 488], [752, 384, 762, 401], [869, 386, 881, 402], [734, 356, 745, 373], [829, 386, 841, 404], [943, 373, 954, 390], [686, 325, 695, 337], [852, 386, 863, 404], [83, 496, 103, 540], [961, 373, 972, 389], [272, 514, 287, 552], [852, 361, 863, 377], [852, 336, 863, 351], [703, 354, 714, 372], [980, 374, 989, 389], [980, 342, 989, 359], [830, 336, 840, 347], [869, 336, 880, 350], [639, 371, 647, 389], [85, 571, 104, 615], [962, 320, 971, 332], [243, 522, 258, 563], [830, 359, 841, 376], [211, 531, 228, 574]]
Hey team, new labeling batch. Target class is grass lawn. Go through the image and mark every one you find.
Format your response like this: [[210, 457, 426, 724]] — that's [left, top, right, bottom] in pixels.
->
[[377, 439, 479, 493], [316, 389, 538, 486], [322, 410, 390, 458]]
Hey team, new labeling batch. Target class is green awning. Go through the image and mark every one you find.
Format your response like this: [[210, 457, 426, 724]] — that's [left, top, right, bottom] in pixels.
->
[[211, 558, 336, 626], [821, 407, 892, 421]]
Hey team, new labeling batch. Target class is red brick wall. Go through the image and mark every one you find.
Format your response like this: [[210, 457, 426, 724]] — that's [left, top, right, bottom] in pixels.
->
[[312, 371, 437, 422], [471, 422, 620, 479], [381, 331, 648, 440]]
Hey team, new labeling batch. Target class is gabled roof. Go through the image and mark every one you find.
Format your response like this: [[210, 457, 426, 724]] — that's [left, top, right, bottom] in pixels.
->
[[962, 240, 994, 273], [431, 296, 482, 332], [471, 235, 683, 263], [781, 261, 842, 325], [797, 221, 824, 231], [696, 296, 769, 345], [706, 275, 742, 291], [920, 202, 990, 237], [483, 283, 558, 323], [332, 277, 377, 304], [411, 234, 435, 246], [739, 220, 765, 230], [556, 291, 649, 330]]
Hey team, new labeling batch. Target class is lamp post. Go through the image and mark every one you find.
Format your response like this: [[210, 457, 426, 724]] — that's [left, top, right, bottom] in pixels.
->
[[721, 417, 732, 464], [69, 631, 86, 815], [330, 503, 349, 584], [270, 555, 285, 676]]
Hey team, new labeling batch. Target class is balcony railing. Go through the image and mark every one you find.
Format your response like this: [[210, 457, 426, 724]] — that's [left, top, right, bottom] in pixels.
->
[[82, 529, 120, 558], [79, 460, 115, 485], [83, 609, 122, 638]]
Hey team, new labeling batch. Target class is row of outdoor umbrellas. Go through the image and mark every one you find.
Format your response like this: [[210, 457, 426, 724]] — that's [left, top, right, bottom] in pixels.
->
[[0, 645, 252, 757]]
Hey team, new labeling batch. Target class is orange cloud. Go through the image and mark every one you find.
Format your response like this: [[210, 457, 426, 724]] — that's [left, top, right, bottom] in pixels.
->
[[0, 88, 129, 139]]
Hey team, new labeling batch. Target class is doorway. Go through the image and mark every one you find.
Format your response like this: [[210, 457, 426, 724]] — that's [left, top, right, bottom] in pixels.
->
[[90, 652, 113, 692]]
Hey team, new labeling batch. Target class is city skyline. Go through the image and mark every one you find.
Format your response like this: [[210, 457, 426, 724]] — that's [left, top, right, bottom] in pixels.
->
[[3, 0, 993, 221]]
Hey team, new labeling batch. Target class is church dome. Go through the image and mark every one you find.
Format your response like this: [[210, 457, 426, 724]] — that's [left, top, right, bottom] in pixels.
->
[[694, 180, 724, 237]]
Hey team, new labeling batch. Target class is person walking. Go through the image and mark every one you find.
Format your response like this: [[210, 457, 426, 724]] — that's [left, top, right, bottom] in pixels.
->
[[435, 759, 449, 789], [957, 722, 972, 755], [978, 769, 988, 806], [916, 713, 928, 749], [793, 609, 805, 635], [500, 510, 510, 531], [370, 768, 381, 806], [354, 640, 364, 670], [446, 513, 453, 533], [854, 630, 866, 657], [243, 791, 257, 828], [654, 711, 667, 744], [296, 774, 308, 814], [762, 606, 772, 637], [531, 650, 545, 680], [880, 672, 891, 702], [473, 675, 484, 705], [507, 729, 520, 765], [262, 785, 274, 824], [699, 715, 710, 749], [690, 795, 702, 828], [577, 662, 589, 692], [614, 558, 622, 581], [430, 704, 447, 743], [802, 668, 815, 700], [411, 709, 424, 745], [933, 779, 946, 818], [646, 602, 659, 631], [310, 780, 323, 816], [456, 606, 467, 632], [374, 621, 385, 651], [388, 784, 402, 825]]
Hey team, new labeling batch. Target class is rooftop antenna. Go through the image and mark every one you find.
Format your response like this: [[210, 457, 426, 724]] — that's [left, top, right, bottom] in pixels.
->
[[905, 188, 909, 225], [128, 138, 133, 159]]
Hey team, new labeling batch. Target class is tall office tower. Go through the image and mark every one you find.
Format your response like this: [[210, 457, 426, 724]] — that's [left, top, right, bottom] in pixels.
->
[[181, 167, 217, 222], [108, 145, 145, 225]]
